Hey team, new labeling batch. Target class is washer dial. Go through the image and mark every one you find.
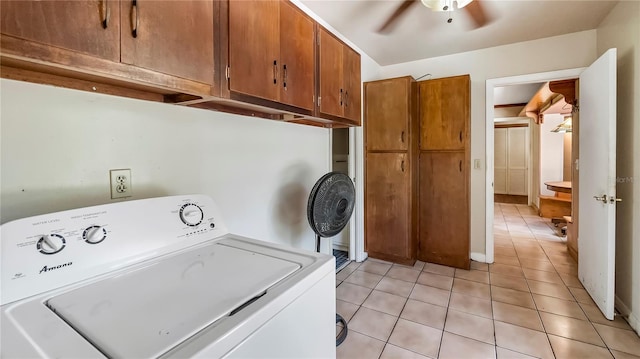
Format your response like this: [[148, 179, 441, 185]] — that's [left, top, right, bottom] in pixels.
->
[[37, 234, 66, 255], [180, 203, 204, 227], [83, 225, 107, 244]]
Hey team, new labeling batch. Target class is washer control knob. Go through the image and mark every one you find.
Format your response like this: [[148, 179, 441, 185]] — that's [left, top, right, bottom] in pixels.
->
[[37, 234, 66, 255], [83, 225, 107, 244], [180, 203, 203, 227]]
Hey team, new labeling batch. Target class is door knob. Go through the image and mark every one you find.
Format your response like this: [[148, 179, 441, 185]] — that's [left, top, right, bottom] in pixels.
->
[[594, 195, 608, 203]]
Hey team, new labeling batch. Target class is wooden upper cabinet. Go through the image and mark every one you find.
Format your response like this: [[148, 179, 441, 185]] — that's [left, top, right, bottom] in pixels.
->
[[318, 27, 343, 118], [120, 0, 214, 85], [228, 0, 314, 110], [343, 46, 361, 123], [229, 0, 280, 102], [318, 26, 361, 125], [0, 1, 120, 62], [279, 1, 315, 110], [365, 77, 412, 151], [419, 75, 470, 151]]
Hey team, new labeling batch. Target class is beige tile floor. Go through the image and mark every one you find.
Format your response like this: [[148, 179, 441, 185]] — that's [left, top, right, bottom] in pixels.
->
[[335, 203, 640, 359]]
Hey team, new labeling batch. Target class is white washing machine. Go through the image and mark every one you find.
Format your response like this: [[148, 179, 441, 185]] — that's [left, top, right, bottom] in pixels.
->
[[0, 194, 335, 358]]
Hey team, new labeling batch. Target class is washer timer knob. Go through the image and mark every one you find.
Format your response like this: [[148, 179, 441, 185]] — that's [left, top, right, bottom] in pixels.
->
[[180, 203, 204, 227], [83, 225, 107, 244], [37, 234, 66, 255]]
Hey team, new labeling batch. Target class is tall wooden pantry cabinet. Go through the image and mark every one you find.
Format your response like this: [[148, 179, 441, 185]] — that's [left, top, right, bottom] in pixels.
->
[[418, 75, 471, 269], [364, 74, 470, 269], [364, 76, 418, 265]]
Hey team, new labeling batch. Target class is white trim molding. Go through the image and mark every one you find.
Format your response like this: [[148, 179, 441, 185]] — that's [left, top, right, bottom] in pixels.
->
[[471, 252, 487, 263], [616, 295, 640, 334]]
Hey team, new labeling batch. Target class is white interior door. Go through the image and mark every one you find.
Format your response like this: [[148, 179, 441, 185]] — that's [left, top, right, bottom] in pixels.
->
[[507, 127, 528, 195], [494, 128, 508, 194], [578, 48, 617, 320]]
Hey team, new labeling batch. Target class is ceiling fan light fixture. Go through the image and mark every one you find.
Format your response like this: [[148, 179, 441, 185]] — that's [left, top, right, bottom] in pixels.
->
[[420, 0, 473, 11]]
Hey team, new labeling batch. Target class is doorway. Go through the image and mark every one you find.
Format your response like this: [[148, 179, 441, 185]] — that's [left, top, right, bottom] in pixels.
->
[[331, 128, 353, 270], [485, 68, 584, 263]]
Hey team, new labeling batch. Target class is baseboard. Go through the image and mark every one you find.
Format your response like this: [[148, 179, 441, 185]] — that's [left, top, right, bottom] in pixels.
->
[[615, 295, 639, 334], [471, 252, 487, 263]]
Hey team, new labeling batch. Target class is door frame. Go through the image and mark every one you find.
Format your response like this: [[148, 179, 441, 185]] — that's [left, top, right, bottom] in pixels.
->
[[485, 68, 585, 263], [328, 128, 363, 262]]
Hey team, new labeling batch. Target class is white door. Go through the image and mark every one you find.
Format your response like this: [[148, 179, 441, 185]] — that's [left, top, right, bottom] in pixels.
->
[[507, 127, 528, 195], [578, 48, 617, 320], [494, 128, 508, 194]]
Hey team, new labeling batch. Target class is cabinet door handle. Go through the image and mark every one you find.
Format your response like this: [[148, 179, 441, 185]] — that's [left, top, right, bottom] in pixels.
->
[[101, 0, 110, 29], [130, 0, 139, 38], [459, 131, 463, 142], [283, 64, 287, 89], [401, 131, 405, 143], [339, 89, 343, 106], [401, 160, 405, 172], [459, 160, 462, 172], [273, 60, 277, 85]]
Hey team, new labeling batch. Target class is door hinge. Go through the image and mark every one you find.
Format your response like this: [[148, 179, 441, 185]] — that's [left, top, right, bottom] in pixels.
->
[[226, 66, 230, 80], [318, 96, 322, 107], [317, 35, 320, 46], [572, 99, 579, 113]]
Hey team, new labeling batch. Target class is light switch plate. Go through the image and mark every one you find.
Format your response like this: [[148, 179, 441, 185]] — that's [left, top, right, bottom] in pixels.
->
[[110, 169, 132, 199]]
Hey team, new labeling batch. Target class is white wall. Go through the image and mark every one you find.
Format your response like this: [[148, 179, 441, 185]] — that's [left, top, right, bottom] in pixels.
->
[[539, 114, 565, 197], [0, 80, 330, 252], [596, 0, 640, 333], [379, 30, 598, 254]]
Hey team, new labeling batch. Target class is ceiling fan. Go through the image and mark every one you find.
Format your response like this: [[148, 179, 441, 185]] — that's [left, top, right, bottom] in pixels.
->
[[378, 0, 490, 33]]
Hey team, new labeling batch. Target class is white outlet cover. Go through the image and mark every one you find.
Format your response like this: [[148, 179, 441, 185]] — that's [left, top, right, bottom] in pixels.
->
[[110, 169, 132, 199]]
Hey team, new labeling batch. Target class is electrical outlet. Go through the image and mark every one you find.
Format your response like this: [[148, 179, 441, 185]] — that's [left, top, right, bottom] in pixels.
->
[[110, 169, 132, 199]]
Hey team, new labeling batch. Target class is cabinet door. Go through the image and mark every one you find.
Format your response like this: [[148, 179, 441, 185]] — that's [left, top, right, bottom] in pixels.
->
[[228, 0, 280, 100], [418, 152, 469, 269], [120, 0, 214, 84], [419, 75, 469, 151], [365, 153, 411, 261], [343, 46, 361, 124], [365, 78, 411, 151], [279, 1, 315, 111], [318, 27, 344, 118], [1, 0, 120, 62]]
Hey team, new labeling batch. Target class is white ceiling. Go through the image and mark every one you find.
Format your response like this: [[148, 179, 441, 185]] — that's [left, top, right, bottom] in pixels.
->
[[301, 0, 619, 66]]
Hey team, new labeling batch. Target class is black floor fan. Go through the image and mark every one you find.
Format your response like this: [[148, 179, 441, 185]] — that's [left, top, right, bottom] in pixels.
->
[[307, 172, 355, 347]]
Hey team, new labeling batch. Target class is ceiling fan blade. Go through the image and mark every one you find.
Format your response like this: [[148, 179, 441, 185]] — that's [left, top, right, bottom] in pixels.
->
[[377, 0, 418, 33], [464, 0, 489, 28]]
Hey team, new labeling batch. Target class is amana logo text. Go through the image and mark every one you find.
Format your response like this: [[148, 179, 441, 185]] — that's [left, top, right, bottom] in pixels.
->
[[39, 262, 73, 274]]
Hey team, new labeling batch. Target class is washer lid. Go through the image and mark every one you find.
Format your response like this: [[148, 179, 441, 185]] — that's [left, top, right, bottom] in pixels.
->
[[46, 241, 300, 358]]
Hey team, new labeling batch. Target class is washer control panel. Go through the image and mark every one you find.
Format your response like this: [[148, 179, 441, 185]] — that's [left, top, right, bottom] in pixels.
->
[[1, 194, 228, 305]]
